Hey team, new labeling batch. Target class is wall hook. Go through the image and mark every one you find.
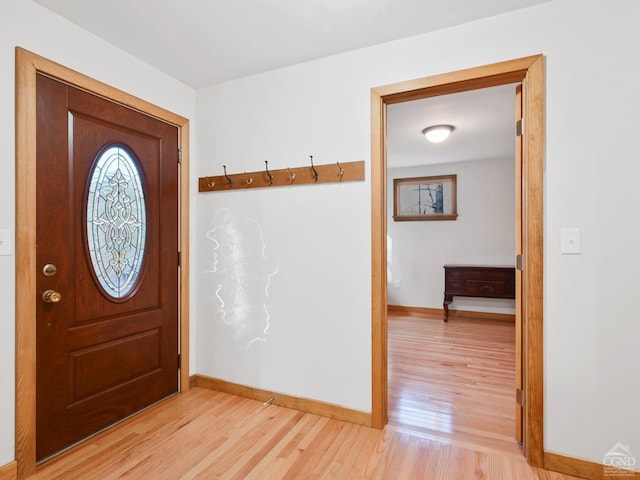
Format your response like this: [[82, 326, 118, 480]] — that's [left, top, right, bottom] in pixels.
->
[[337, 162, 344, 180], [244, 172, 254, 185], [206, 176, 216, 188], [223, 165, 233, 187], [310, 155, 319, 183], [287, 168, 296, 184], [264, 161, 274, 185]]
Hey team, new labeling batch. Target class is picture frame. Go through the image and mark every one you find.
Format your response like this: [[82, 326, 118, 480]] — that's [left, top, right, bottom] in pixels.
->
[[393, 174, 458, 221]]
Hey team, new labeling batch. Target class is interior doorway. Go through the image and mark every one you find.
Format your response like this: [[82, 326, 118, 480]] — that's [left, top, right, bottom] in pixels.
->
[[370, 55, 544, 467], [384, 83, 520, 456]]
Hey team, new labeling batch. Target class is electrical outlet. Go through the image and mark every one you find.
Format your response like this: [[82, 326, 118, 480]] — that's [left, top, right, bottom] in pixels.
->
[[0, 229, 12, 256]]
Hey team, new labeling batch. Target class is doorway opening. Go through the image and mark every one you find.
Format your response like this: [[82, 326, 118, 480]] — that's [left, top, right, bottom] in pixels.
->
[[370, 55, 544, 467], [385, 83, 520, 456]]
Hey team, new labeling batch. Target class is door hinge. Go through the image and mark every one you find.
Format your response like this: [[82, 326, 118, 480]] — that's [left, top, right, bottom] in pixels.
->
[[178, 148, 182, 164], [516, 254, 523, 271], [516, 388, 524, 406], [178, 354, 181, 370], [516, 119, 524, 137], [178, 251, 181, 266]]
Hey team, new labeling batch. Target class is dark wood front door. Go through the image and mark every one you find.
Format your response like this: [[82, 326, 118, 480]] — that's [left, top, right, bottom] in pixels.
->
[[35, 74, 179, 460]]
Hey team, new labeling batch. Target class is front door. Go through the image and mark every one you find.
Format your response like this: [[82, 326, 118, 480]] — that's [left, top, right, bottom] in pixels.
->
[[35, 74, 179, 460]]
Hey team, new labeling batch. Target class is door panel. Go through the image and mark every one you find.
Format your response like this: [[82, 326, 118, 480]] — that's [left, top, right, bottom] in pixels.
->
[[71, 113, 161, 322], [36, 74, 179, 460]]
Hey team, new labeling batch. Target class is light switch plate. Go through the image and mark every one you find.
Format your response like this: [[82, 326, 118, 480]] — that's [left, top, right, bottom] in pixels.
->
[[0, 229, 12, 256], [560, 228, 581, 254]]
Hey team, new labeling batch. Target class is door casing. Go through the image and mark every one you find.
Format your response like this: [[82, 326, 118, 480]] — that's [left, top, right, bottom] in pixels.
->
[[15, 47, 191, 478], [370, 55, 544, 466]]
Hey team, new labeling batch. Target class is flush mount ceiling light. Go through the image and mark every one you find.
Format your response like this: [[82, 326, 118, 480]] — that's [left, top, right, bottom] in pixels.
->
[[422, 124, 454, 143]]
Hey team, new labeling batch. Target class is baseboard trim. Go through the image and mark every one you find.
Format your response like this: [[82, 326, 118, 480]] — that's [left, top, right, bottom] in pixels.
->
[[387, 305, 442, 316], [0, 461, 17, 480], [191, 374, 372, 428], [544, 451, 640, 479], [387, 304, 515, 322]]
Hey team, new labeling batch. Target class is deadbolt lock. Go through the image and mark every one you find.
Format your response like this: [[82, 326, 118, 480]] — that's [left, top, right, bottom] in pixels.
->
[[42, 289, 62, 303], [42, 264, 58, 277]]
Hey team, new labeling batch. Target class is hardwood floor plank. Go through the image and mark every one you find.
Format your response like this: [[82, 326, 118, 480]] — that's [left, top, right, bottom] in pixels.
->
[[340, 428, 384, 478], [369, 429, 403, 479], [239, 412, 319, 479]]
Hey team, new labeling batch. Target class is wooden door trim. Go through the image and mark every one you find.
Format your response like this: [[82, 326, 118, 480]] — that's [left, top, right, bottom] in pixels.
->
[[14, 47, 190, 478], [515, 84, 524, 443], [370, 54, 544, 467]]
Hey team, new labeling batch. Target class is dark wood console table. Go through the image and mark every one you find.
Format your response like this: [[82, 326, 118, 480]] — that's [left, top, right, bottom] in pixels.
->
[[443, 265, 515, 321]]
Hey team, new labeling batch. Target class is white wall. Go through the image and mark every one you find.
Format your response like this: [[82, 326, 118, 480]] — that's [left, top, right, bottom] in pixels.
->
[[195, 0, 640, 467], [387, 158, 515, 314], [194, 50, 372, 411], [0, 0, 196, 467]]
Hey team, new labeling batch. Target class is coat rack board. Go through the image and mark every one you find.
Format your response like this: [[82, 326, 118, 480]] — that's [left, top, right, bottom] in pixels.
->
[[198, 160, 365, 192]]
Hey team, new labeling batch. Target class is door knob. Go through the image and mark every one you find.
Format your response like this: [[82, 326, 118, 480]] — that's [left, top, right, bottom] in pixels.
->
[[42, 289, 62, 303]]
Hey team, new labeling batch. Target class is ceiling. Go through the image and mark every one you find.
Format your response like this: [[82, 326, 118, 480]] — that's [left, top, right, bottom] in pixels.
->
[[34, 0, 551, 88], [387, 84, 517, 168]]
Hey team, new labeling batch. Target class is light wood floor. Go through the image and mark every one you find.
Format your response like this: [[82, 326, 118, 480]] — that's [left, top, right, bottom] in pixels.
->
[[27, 313, 583, 479], [388, 311, 522, 458]]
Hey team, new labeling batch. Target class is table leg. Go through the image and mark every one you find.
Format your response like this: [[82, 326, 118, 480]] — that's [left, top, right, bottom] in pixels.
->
[[443, 293, 453, 322]]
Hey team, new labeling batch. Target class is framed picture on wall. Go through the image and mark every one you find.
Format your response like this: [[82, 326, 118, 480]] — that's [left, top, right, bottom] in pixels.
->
[[393, 174, 458, 221]]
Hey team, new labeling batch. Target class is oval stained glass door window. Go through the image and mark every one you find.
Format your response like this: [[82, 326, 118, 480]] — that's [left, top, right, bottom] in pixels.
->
[[86, 145, 147, 299]]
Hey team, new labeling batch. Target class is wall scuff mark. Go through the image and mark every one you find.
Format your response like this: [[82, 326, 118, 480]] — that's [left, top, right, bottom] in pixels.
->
[[205, 208, 279, 348]]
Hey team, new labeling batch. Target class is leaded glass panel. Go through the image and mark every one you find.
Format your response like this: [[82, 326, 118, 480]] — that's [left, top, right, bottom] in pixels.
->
[[86, 145, 146, 299]]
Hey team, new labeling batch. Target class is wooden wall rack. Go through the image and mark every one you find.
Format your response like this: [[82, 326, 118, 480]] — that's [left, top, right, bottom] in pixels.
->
[[198, 159, 365, 193]]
